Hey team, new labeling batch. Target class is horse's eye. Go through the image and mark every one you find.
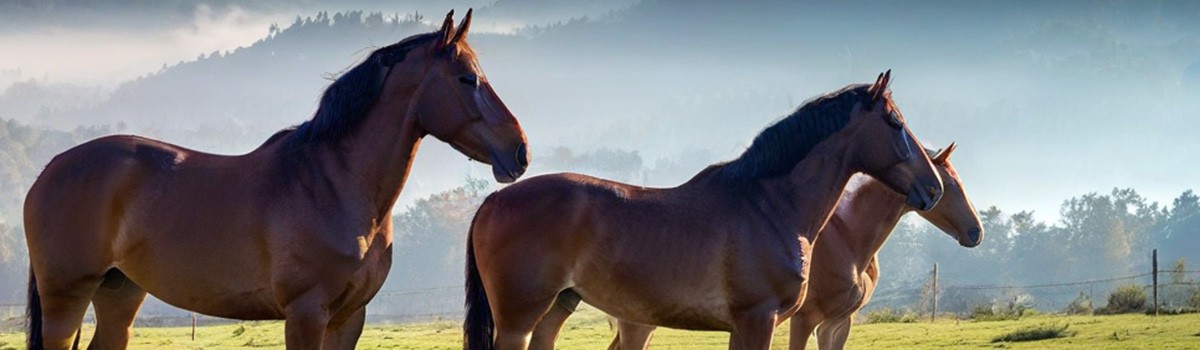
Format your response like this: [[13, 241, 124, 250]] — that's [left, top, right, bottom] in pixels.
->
[[459, 74, 478, 87], [885, 112, 903, 129]]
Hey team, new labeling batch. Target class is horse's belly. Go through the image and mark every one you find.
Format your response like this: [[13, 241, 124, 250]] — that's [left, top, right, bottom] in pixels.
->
[[119, 262, 283, 320], [574, 279, 733, 331], [113, 233, 283, 319]]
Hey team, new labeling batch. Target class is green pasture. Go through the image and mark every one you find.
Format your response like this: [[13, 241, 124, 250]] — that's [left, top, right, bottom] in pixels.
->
[[2, 306, 1198, 349]]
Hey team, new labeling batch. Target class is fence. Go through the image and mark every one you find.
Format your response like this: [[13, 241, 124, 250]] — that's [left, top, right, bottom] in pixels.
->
[[4, 251, 1199, 334], [869, 249, 1200, 318], [0, 285, 469, 333]]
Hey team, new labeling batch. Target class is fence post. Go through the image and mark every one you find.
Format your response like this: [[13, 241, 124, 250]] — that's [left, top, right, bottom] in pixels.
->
[[192, 312, 197, 340], [931, 263, 938, 323], [1152, 249, 1158, 316]]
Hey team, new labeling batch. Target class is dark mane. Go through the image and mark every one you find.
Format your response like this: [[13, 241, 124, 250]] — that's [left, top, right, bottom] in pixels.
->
[[281, 33, 439, 150], [715, 84, 873, 183]]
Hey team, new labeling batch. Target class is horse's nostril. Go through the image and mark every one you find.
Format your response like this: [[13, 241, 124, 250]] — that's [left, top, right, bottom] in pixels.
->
[[515, 143, 529, 168]]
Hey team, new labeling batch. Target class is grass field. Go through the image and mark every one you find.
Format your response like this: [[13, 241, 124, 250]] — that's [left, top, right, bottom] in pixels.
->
[[2, 306, 1199, 349]]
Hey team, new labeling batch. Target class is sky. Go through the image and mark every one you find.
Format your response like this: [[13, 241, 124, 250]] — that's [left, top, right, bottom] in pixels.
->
[[1, 0, 1198, 224], [0, 0, 633, 86]]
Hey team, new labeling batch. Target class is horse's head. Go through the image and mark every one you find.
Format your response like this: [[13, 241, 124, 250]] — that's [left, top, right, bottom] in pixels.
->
[[916, 143, 983, 247], [845, 70, 942, 210], [380, 9, 528, 183]]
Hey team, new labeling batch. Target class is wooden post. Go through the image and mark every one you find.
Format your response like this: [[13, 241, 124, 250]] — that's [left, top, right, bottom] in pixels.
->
[[192, 312, 197, 340], [1152, 249, 1158, 316], [931, 263, 938, 323]]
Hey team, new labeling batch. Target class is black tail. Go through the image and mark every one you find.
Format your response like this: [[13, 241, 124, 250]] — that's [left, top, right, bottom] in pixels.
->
[[27, 268, 43, 350], [464, 211, 494, 350]]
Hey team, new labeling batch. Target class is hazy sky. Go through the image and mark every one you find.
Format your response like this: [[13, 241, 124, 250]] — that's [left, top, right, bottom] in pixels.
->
[[0, 4, 286, 86], [1, 0, 1197, 224], [0, 0, 633, 86]]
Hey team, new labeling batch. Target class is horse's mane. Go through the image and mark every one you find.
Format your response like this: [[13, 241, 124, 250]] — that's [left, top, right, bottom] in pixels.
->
[[279, 33, 439, 151], [714, 84, 873, 184]]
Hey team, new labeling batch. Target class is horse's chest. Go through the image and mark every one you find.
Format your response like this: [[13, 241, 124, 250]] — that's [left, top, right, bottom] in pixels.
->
[[345, 235, 393, 292]]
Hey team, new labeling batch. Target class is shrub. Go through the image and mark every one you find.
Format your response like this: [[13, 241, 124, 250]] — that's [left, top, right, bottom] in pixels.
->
[[1098, 284, 1146, 314], [970, 293, 1035, 321], [992, 323, 1074, 343], [1189, 289, 1200, 309], [863, 307, 918, 324], [1064, 292, 1094, 315]]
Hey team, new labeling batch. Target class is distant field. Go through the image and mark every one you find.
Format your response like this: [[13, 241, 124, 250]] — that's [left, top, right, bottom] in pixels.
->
[[2, 307, 1199, 349]]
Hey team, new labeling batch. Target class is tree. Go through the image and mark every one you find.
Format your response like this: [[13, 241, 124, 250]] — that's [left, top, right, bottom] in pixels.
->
[[1161, 190, 1200, 264]]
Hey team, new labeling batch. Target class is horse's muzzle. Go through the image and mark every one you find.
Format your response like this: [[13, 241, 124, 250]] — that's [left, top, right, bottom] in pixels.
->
[[491, 143, 529, 183]]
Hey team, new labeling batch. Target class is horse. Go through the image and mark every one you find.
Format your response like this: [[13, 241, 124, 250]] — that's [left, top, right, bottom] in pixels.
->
[[24, 10, 528, 350], [464, 71, 945, 350], [786, 143, 981, 350], [604, 143, 984, 350]]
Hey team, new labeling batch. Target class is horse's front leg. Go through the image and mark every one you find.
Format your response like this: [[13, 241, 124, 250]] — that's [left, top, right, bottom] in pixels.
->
[[609, 320, 656, 350], [787, 311, 819, 350], [814, 315, 853, 350], [728, 310, 778, 350], [323, 306, 367, 350], [283, 289, 332, 350]]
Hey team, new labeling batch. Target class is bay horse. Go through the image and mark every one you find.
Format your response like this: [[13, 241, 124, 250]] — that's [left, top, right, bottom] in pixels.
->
[[603, 144, 984, 350], [465, 71, 944, 350], [24, 10, 528, 350]]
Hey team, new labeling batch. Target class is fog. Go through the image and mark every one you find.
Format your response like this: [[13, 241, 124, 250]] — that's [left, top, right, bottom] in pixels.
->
[[0, 0, 1198, 321]]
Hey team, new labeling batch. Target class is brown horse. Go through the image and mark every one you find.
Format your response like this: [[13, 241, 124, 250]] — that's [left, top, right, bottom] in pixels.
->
[[604, 144, 984, 350], [787, 143, 981, 350], [464, 71, 944, 350], [24, 10, 528, 350]]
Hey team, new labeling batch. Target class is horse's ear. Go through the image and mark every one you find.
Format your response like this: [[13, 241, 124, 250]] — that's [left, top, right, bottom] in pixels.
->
[[933, 142, 957, 164], [437, 10, 456, 50], [871, 69, 892, 102], [450, 8, 473, 46]]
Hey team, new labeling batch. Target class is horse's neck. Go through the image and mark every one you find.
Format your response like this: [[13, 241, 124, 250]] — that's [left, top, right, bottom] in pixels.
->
[[764, 145, 857, 243], [329, 91, 424, 222], [834, 177, 910, 269]]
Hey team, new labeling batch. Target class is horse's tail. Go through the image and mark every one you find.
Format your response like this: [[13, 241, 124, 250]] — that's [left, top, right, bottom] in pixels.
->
[[464, 201, 495, 350], [27, 267, 43, 350]]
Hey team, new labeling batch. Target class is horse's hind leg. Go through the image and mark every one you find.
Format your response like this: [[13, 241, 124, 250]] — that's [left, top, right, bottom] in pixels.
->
[[36, 274, 103, 350], [491, 287, 560, 350], [89, 270, 147, 350], [529, 290, 580, 350]]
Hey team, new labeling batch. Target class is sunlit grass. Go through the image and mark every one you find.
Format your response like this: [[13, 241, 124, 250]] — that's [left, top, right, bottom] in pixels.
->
[[2, 306, 1199, 349]]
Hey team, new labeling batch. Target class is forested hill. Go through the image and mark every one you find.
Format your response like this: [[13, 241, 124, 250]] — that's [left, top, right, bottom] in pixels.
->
[[29, 12, 439, 153]]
